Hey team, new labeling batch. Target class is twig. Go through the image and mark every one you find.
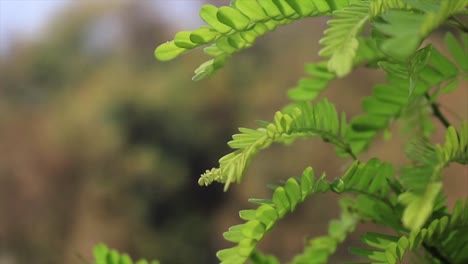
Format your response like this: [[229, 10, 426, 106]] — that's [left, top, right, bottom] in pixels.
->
[[425, 93, 451, 128]]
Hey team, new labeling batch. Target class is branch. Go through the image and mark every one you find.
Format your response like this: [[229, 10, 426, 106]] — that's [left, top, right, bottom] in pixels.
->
[[425, 93, 451, 128]]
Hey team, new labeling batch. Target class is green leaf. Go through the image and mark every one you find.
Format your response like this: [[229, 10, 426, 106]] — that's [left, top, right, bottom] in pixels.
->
[[119, 254, 133, 264], [224, 225, 245, 243], [372, 84, 408, 105], [216, 36, 238, 54], [192, 59, 215, 81], [360, 232, 398, 249], [399, 182, 442, 230], [94, 244, 109, 264], [361, 97, 401, 116], [217, 6, 251, 31], [190, 27, 219, 44], [250, 250, 280, 264], [349, 247, 387, 261], [255, 205, 278, 230], [429, 47, 459, 78], [174, 31, 198, 49], [410, 44, 432, 74], [319, 1, 370, 77], [272, 187, 290, 217], [378, 61, 409, 79], [300, 167, 314, 200], [331, 178, 345, 193], [93, 244, 160, 264], [257, 0, 283, 18], [285, 0, 317, 16], [108, 250, 120, 263], [248, 198, 275, 206], [232, 0, 269, 21], [240, 30, 261, 44], [272, 0, 297, 17], [204, 45, 224, 56], [328, 38, 359, 77], [217, 248, 243, 262], [199, 4, 232, 34], [351, 115, 388, 131], [154, 41, 187, 61], [373, 10, 423, 60], [238, 239, 256, 257], [239, 209, 257, 221], [227, 34, 247, 49], [311, 0, 332, 13], [200, 99, 353, 189], [284, 178, 301, 210], [440, 78, 458, 94]]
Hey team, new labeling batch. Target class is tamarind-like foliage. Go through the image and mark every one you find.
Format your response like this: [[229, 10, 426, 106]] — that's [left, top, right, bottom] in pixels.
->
[[95, 1, 468, 263]]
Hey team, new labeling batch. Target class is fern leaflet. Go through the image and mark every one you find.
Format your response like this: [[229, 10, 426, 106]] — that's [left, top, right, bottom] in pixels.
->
[[217, 167, 330, 264], [289, 37, 385, 102], [155, 0, 358, 80], [93, 244, 160, 264], [372, 0, 468, 60], [343, 33, 467, 155], [319, 1, 371, 77], [352, 198, 468, 264], [219, 158, 399, 264], [369, 0, 411, 17], [399, 121, 468, 230], [198, 99, 355, 191], [288, 197, 359, 264]]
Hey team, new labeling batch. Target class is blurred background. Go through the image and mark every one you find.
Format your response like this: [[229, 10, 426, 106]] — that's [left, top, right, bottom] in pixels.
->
[[0, 1, 466, 264]]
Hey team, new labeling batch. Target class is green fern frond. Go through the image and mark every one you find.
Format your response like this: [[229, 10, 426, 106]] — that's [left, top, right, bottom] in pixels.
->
[[351, 198, 468, 264], [155, 0, 359, 80], [343, 35, 466, 154], [288, 197, 359, 264], [332, 159, 404, 230], [372, 0, 468, 60], [334, 159, 394, 198], [419, 0, 468, 37], [287, 61, 335, 102], [155, 0, 348, 80], [319, 1, 371, 77], [399, 121, 468, 230], [436, 121, 468, 164], [398, 182, 443, 232], [288, 37, 385, 102], [93, 244, 160, 264], [198, 99, 354, 191], [217, 167, 330, 264], [444, 32, 468, 72], [219, 158, 400, 264], [369, 0, 411, 17]]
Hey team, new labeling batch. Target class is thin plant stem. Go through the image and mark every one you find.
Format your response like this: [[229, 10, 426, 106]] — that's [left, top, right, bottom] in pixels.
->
[[425, 93, 451, 128]]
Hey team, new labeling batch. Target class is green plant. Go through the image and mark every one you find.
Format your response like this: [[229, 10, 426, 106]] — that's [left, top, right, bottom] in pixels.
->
[[96, 0, 468, 263], [93, 244, 160, 264]]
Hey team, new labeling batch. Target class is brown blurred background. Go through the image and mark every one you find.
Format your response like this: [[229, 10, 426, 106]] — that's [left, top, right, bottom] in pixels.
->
[[0, 1, 466, 264]]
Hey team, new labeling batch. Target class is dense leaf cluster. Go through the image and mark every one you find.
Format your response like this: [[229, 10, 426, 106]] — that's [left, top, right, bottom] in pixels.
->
[[96, 0, 468, 264]]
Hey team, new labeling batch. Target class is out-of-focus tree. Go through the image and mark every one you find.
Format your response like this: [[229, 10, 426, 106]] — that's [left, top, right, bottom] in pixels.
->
[[0, 2, 235, 263]]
